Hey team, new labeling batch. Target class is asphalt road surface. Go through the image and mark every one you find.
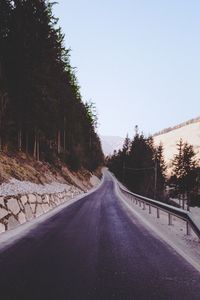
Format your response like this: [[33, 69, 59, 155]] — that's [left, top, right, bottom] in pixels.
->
[[0, 172, 200, 300]]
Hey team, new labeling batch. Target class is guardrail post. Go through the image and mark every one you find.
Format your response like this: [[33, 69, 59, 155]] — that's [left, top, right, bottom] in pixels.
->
[[186, 221, 191, 235], [119, 184, 200, 240], [149, 205, 151, 214], [168, 213, 172, 225]]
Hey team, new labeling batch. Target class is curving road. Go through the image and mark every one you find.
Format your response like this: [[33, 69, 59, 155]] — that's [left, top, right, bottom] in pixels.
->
[[0, 172, 200, 300]]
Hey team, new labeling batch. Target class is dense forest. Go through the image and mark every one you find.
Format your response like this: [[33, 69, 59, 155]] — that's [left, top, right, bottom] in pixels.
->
[[0, 0, 103, 171]]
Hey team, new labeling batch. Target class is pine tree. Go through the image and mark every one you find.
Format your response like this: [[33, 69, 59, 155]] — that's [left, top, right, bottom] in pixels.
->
[[108, 130, 167, 200], [155, 143, 166, 199], [108, 128, 156, 197], [171, 139, 197, 194], [122, 134, 131, 155], [171, 139, 184, 179]]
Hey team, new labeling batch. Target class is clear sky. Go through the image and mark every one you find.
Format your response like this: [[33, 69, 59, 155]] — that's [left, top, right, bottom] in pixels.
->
[[53, 1, 200, 138]]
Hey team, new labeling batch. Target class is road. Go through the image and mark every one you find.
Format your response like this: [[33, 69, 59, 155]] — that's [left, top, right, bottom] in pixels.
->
[[0, 172, 200, 300]]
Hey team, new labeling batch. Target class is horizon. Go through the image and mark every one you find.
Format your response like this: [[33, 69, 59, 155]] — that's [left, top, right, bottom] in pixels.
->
[[102, 114, 200, 139]]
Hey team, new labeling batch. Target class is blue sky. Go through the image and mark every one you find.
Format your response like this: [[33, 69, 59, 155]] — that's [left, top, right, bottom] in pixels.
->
[[53, 1, 200, 138]]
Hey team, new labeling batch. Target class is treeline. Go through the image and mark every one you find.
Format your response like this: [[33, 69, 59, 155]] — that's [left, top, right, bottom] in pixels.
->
[[107, 127, 166, 200], [0, 0, 103, 171], [153, 116, 200, 137], [107, 128, 200, 205]]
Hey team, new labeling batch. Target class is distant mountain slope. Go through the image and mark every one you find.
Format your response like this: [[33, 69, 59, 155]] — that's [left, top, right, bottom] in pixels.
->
[[100, 136, 124, 156], [153, 116, 200, 166]]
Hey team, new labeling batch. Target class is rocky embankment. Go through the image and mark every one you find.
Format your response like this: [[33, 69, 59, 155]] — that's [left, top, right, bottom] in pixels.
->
[[0, 175, 101, 235], [0, 152, 101, 234], [0, 185, 82, 234]]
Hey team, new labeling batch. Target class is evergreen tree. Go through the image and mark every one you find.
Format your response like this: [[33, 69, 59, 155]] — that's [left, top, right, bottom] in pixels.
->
[[122, 134, 131, 155], [171, 139, 184, 179], [108, 129, 158, 198], [171, 139, 197, 194], [155, 143, 166, 198], [108, 129, 167, 200], [128, 133, 155, 196]]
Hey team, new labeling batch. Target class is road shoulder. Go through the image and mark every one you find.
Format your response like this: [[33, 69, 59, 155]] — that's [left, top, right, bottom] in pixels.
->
[[113, 175, 200, 273], [0, 172, 105, 252]]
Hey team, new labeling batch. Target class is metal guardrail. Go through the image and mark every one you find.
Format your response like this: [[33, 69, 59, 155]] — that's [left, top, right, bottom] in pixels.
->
[[118, 182, 200, 240]]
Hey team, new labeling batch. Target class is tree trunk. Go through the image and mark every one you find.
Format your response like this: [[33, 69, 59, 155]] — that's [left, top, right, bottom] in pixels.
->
[[89, 128, 92, 149], [63, 117, 66, 152], [64, 129, 66, 152], [34, 130, 37, 159], [57, 130, 61, 154], [18, 128, 22, 151], [26, 132, 29, 154], [37, 137, 40, 161]]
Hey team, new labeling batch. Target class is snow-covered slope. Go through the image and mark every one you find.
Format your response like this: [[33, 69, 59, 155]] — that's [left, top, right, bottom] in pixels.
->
[[100, 136, 124, 156], [153, 117, 200, 166]]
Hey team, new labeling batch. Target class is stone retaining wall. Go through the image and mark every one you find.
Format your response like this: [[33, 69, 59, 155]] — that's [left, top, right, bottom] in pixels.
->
[[0, 186, 82, 234]]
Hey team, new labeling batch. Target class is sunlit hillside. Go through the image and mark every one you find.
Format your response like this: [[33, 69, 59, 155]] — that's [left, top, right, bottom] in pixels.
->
[[153, 117, 200, 167]]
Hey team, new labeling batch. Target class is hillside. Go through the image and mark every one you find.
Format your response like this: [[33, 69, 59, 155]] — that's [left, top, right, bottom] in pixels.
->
[[0, 151, 102, 193], [153, 116, 200, 166], [100, 136, 124, 156]]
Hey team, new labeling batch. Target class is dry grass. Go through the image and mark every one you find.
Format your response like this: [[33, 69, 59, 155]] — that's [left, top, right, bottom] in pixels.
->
[[0, 151, 96, 191]]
